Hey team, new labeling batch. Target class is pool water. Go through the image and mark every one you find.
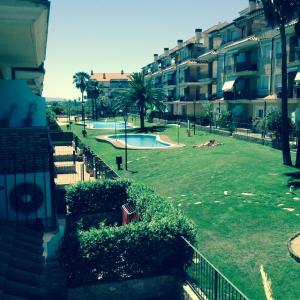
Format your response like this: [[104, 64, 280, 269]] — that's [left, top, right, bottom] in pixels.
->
[[81, 120, 133, 129], [108, 134, 171, 148]]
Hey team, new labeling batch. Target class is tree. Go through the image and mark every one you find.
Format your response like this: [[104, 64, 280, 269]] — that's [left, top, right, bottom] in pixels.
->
[[86, 79, 103, 120], [116, 72, 166, 130], [73, 72, 90, 124], [261, 0, 300, 166]]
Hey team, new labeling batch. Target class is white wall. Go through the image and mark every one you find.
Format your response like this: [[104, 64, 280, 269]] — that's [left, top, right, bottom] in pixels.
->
[[0, 80, 46, 127]]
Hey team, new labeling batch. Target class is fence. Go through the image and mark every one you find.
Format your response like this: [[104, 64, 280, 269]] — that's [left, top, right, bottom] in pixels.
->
[[151, 117, 299, 150], [74, 135, 119, 180], [182, 237, 249, 300]]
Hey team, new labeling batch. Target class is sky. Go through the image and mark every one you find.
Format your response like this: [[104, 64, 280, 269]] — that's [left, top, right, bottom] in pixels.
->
[[43, 0, 249, 100]]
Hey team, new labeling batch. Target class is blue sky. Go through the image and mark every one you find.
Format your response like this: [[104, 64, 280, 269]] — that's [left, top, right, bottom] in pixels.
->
[[43, 0, 248, 99]]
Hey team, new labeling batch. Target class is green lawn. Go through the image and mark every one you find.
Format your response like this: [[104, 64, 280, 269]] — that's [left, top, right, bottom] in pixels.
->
[[65, 120, 300, 299]]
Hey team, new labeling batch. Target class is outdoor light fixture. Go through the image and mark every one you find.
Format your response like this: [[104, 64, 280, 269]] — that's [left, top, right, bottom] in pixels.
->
[[177, 121, 180, 144], [193, 100, 196, 135]]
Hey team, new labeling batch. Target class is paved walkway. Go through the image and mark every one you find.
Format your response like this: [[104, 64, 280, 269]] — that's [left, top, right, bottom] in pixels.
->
[[291, 235, 300, 258]]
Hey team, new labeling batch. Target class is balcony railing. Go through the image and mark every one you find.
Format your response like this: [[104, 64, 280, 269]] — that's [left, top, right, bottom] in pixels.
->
[[224, 89, 257, 100], [167, 79, 176, 85], [184, 76, 201, 83], [224, 65, 233, 73], [289, 50, 300, 62], [235, 62, 257, 72]]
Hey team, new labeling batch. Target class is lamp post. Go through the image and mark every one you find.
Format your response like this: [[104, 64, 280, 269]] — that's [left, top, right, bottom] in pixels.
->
[[177, 121, 180, 144], [123, 112, 128, 171], [193, 100, 196, 135]]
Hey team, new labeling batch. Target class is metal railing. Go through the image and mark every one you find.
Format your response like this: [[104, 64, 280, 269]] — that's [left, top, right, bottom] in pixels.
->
[[182, 237, 249, 300], [0, 153, 56, 230], [74, 135, 119, 180]]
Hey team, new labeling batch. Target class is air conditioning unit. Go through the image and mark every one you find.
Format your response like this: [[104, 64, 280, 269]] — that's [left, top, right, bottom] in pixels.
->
[[122, 203, 139, 225]]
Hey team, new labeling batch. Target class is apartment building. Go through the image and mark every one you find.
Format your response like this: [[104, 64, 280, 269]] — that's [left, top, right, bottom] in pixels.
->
[[143, 25, 227, 118], [91, 70, 131, 100], [142, 0, 300, 125]]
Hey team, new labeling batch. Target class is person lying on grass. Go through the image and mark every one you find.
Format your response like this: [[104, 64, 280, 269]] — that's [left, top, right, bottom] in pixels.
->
[[193, 139, 222, 148]]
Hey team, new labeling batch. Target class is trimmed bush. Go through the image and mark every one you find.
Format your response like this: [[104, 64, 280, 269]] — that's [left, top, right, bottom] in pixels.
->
[[61, 180, 195, 287], [66, 179, 131, 216]]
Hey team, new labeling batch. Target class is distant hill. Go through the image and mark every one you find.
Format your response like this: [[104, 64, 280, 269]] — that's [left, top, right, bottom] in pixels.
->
[[46, 97, 72, 102]]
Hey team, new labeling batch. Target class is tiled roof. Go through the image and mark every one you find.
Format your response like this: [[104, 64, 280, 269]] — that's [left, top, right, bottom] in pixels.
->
[[0, 223, 45, 299], [92, 73, 131, 82]]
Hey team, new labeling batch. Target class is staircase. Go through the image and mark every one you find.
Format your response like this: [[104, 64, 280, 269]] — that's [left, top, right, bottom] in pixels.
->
[[0, 224, 45, 300]]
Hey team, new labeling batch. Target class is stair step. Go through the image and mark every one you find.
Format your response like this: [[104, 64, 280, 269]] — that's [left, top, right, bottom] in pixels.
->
[[55, 165, 76, 174], [54, 154, 75, 162]]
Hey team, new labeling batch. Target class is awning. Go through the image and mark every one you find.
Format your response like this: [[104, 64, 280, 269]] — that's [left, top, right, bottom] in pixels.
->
[[295, 72, 300, 83], [222, 78, 237, 92]]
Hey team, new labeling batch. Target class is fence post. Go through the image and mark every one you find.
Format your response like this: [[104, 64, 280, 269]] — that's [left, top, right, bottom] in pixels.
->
[[80, 162, 84, 181], [214, 269, 218, 300]]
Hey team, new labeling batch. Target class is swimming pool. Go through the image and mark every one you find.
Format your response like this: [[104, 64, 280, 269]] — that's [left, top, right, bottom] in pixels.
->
[[77, 120, 133, 129], [108, 134, 171, 148], [95, 134, 180, 149]]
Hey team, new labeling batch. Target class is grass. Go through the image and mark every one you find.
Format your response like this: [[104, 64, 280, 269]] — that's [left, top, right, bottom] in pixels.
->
[[64, 119, 300, 299]]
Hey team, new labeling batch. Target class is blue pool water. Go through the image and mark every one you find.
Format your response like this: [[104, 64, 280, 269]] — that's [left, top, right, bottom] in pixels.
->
[[108, 135, 171, 148], [83, 120, 133, 129]]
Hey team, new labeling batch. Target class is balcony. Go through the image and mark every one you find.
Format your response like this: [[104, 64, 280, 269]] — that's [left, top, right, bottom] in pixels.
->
[[235, 62, 257, 72], [167, 78, 176, 85], [289, 86, 300, 99], [167, 96, 176, 101], [289, 50, 300, 64], [182, 75, 200, 83], [224, 89, 257, 100], [224, 65, 233, 74]]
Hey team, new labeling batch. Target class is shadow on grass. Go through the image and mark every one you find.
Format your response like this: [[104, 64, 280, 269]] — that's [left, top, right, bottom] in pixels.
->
[[128, 126, 167, 134], [285, 171, 300, 188]]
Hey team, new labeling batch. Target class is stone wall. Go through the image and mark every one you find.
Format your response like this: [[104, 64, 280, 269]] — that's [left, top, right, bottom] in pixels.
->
[[0, 127, 50, 174]]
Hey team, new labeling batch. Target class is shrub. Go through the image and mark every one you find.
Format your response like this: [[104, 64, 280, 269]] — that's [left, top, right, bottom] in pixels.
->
[[61, 180, 195, 287], [266, 109, 295, 140], [66, 179, 131, 216]]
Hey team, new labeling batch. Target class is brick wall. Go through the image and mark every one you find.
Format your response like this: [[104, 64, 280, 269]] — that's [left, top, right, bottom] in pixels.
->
[[0, 127, 50, 174]]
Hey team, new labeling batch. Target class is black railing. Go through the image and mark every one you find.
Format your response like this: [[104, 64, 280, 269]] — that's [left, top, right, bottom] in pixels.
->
[[167, 79, 176, 85], [0, 153, 56, 230], [235, 62, 257, 72], [182, 237, 249, 300], [74, 135, 119, 180], [224, 90, 257, 100]]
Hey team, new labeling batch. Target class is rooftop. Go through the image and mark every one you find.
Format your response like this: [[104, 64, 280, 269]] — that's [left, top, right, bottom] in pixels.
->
[[91, 72, 131, 82]]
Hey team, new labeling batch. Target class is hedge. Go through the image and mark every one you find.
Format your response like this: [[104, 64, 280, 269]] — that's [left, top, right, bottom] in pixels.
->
[[61, 180, 195, 287], [66, 179, 131, 216]]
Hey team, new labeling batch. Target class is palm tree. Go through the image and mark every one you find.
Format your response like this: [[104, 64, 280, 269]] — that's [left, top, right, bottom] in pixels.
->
[[73, 72, 90, 128], [117, 72, 166, 130], [261, 0, 300, 166], [86, 79, 102, 120]]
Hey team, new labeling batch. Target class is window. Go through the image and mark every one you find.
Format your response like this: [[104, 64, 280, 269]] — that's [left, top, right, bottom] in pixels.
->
[[256, 109, 264, 118], [261, 75, 270, 90]]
